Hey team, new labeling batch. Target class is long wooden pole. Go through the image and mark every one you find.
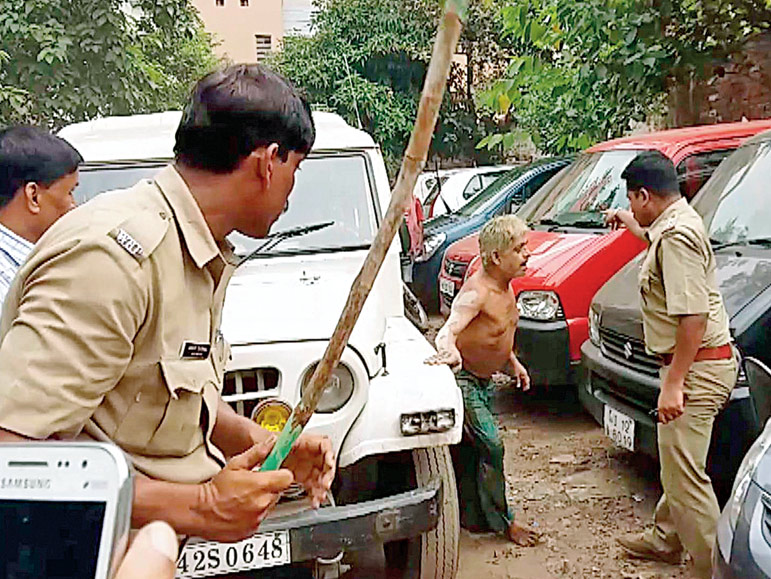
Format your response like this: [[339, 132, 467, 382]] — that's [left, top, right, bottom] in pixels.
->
[[260, 0, 469, 472]]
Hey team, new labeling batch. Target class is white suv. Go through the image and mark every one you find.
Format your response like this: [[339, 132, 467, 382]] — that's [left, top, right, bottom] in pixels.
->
[[59, 111, 463, 579]]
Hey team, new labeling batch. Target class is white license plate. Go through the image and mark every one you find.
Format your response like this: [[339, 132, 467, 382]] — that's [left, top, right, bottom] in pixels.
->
[[439, 278, 455, 297], [176, 531, 290, 578], [603, 405, 635, 452]]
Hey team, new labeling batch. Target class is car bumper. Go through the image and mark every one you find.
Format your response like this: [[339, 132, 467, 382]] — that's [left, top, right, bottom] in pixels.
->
[[268, 479, 442, 561], [580, 339, 759, 503], [182, 479, 442, 573], [714, 481, 771, 578], [516, 317, 576, 388], [579, 339, 659, 457]]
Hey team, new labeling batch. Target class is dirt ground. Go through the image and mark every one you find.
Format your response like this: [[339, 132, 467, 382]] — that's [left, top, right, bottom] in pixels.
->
[[461, 386, 693, 579], [424, 317, 695, 579]]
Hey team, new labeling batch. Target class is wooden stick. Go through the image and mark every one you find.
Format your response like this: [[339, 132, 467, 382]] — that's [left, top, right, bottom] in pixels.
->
[[260, 0, 469, 472]]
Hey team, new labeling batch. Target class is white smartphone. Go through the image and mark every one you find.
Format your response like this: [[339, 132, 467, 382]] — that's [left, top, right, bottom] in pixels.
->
[[0, 442, 133, 579]]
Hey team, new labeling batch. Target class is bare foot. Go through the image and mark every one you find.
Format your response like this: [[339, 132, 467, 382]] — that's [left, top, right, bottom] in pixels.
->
[[507, 521, 543, 546]]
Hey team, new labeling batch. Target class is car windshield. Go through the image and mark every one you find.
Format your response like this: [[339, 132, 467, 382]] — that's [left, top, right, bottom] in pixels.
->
[[693, 140, 771, 244], [76, 154, 378, 256], [455, 165, 531, 217], [75, 163, 164, 205], [516, 150, 642, 228]]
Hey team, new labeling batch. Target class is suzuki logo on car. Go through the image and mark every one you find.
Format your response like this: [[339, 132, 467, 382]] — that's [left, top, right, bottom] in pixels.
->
[[623, 341, 633, 360]]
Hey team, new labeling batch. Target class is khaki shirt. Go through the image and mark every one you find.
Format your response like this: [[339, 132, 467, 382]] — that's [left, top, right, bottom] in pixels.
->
[[0, 166, 236, 483], [638, 197, 731, 354]]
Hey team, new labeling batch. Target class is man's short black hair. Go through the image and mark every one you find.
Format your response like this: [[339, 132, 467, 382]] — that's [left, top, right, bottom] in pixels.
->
[[621, 150, 680, 197], [0, 126, 83, 208], [175, 64, 316, 173]]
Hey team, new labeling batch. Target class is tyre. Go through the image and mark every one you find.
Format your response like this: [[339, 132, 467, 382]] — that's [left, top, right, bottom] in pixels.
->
[[381, 446, 460, 579]]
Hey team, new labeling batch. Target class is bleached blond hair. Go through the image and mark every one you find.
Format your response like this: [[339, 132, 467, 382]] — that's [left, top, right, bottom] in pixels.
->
[[479, 215, 529, 269]]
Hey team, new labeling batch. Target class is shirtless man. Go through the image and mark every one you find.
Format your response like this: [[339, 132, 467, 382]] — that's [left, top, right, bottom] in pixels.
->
[[427, 215, 540, 545]]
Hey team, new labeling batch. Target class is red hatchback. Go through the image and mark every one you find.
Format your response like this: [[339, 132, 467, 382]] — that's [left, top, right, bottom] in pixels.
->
[[438, 120, 771, 388]]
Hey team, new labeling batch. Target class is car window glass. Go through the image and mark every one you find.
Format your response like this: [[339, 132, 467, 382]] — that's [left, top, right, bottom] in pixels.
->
[[75, 164, 165, 205], [479, 171, 508, 190], [518, 169, 558, 206], [456, 165, 535, 217], [462, 175, 483, 199], [516, 150, 641, 227], [231, 154, 378, 255], [422, 175, 450, 214], [676, 149, 733, 200], [78, 155, 378, 256], [505, 169, 553, 214], [693, 141, 771, 243]]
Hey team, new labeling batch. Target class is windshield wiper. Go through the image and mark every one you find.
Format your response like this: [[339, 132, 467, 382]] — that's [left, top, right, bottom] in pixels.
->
[[711, 237, 771, 251], [238, 221, 334, 264], [536, 217, 605, 229], [537, 218, 562, 227], [562, 219, 606, 229]]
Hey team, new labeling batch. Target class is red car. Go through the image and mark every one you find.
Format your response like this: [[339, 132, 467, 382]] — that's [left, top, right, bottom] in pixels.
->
[[438, 120, 771, 388]]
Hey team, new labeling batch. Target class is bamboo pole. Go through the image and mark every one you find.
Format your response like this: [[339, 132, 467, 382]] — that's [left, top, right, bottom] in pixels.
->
[[260, 0, 469, 472]]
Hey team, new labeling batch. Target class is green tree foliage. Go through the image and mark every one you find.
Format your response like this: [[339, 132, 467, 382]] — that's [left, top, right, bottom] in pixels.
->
[[269, 0, 508, 173], [0, 0, 220, 128], [479, 0, 771, 155]]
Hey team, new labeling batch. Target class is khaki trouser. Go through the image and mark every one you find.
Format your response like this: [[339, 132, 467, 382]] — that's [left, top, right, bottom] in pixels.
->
[[646, 356, 737, 579]]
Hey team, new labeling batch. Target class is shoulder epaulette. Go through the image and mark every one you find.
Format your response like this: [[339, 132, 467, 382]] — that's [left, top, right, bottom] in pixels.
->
[[108, 209, 171, 262]]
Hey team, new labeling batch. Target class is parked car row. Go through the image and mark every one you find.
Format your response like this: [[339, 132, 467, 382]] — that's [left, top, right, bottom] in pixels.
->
[[424, 121, 771, 391], [411, 158, 572, 311], [407, 119, 771, 578]]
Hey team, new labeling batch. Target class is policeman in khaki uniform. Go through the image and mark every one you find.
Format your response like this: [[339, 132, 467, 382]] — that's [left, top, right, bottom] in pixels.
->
[[0, 64, 336, 543], [606, 151, 736, 578]]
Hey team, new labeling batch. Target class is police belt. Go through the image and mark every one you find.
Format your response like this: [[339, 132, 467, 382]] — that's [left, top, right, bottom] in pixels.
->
[[660, 344, 733, 367]]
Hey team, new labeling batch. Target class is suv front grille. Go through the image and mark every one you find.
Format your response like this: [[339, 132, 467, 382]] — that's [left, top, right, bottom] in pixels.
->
[[599, 327, 660, 377], [222, 368, 280, 418], [444, 259, 468, 280]]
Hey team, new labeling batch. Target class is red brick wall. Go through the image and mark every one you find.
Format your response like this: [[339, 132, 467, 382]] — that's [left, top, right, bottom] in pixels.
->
[[669, 32, 771, 127]]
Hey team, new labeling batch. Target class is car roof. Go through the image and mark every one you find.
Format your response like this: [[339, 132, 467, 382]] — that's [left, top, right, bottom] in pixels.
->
[[743, 128, 771, 146], [442, 165, 514, 179], [57, 110, 376, 163], [587, 119, 771, 159]]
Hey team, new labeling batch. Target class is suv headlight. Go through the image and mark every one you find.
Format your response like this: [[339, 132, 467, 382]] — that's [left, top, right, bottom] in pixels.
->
[[589, 307, 601, 345], [416, 233, 446, 262], [300, 363, 355, 413], [727, 419, 771, 530], [517, 290, 562, 321]]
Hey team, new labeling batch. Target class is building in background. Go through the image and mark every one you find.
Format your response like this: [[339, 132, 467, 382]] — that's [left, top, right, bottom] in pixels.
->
[[283, 0, 315, 36], [191, 0, 314, 63]]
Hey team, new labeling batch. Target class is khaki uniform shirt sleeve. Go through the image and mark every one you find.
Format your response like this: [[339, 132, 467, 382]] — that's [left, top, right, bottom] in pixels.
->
[[660, 231, 710, 317], [0, 239, 148, 439]]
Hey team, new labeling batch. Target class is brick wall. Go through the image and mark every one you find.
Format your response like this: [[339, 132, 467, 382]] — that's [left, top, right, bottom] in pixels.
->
[[669, 32, 771, 127]]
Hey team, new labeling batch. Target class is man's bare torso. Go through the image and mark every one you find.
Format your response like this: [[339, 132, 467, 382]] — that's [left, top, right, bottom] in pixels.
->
[[456, 271, 518, 379]]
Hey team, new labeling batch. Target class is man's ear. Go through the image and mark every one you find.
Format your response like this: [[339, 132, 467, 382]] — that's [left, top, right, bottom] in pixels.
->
[[490, 249, 502, 266], [250, 143, 280, 188], [23, 182, 41, 215], [639, 187, 652, 205]]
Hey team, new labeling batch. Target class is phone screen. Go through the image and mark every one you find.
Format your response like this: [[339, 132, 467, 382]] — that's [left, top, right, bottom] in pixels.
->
[[0, 500, 106, 579]]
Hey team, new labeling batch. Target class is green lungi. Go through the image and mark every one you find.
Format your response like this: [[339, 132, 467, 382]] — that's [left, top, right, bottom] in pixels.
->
[[451, 369, 513, 533]]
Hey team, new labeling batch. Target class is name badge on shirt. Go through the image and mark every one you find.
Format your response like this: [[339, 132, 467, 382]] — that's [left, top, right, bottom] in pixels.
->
[[179, 341, 211, 360]]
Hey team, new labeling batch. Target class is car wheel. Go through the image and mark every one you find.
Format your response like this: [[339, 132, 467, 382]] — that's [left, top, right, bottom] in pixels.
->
[[381, 447, 460, 579]]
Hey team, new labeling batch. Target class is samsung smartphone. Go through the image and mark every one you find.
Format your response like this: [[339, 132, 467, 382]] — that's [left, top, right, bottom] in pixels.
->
[[0, 442, 133, 579]]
